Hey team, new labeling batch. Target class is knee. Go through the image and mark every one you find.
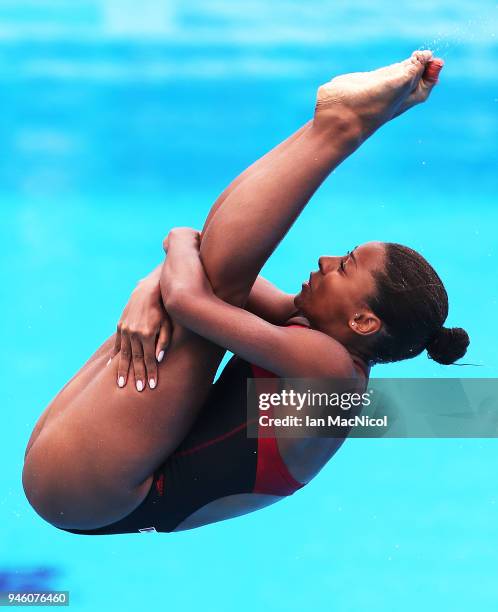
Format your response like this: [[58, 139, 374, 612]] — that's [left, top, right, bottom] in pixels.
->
[[210, 283, 250, 308], [22, 435, 154, 531], [197, 242, 254, 308], [21, 434, 80, 529], [205, 267, 253, 307], [22, 449, 58, 527]]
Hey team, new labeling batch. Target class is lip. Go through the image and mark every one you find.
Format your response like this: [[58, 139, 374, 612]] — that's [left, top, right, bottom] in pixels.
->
[[302, 271, 317, 293]]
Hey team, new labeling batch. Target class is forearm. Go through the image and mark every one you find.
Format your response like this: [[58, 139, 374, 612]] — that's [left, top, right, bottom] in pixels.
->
[[160, 229, 205, 308], [159, 231, 327, 375], [146, 222, 296, 324], [244, 276, 297, 324], [145, 252, 292, 326], [166, 290, 277, 366], [137, 263, 162, 295], [161, 255, 288, 372], [164, 285, 346, 377]]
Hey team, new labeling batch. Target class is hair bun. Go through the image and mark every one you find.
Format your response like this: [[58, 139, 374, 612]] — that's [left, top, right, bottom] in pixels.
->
[[426, 326, 470, 365]]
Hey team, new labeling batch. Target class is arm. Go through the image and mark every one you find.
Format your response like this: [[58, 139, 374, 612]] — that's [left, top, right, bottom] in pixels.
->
[[161, 229, 353, 378], [146, 260, 296, 324], [244, 276, 297, 324], [111, 257, 295, 389]]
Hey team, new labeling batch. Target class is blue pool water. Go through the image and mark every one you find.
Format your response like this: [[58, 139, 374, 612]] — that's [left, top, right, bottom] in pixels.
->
[[2, 1, 498, 610]]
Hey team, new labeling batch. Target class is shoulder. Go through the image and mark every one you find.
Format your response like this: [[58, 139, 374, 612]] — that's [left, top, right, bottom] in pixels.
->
[[278, 323, 357, 379]]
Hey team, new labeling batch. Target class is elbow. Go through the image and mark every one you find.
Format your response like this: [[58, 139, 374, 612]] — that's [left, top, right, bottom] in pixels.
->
[[162, 281, 192, 318], [159, 267, 182, 314], [162, 282, 182, 315], [208, 278, 249, 308]]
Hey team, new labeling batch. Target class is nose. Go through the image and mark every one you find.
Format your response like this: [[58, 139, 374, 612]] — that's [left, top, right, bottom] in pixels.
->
[[318, 255, 339, 274]]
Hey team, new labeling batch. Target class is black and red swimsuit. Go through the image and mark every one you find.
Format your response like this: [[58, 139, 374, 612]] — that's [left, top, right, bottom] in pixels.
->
[[60, 356, 305, 535]]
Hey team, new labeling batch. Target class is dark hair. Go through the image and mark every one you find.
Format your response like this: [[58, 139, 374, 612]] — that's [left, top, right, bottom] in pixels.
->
[[366, 243, 469, 365]]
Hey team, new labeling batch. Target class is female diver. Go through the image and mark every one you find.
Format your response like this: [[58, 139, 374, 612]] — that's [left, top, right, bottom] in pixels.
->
[[22, 50, 469, 534]]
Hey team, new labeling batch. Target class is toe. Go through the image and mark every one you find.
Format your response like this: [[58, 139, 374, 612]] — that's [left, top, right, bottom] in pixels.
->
[[404, 50, 438, 84], [411, 49, 433, 63], [423, 58, 444, 83], [407, 50, 433, 73]]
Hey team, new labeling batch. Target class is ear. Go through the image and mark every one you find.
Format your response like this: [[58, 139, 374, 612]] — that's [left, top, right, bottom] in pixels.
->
[[349, 311, 381, 336]]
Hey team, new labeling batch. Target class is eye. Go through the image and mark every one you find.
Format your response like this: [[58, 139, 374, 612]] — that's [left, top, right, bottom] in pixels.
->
[[337, 258, 346, 273]]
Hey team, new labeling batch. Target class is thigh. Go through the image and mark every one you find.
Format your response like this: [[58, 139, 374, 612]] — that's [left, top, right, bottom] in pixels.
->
[[23, 324, 227, 528], [27, 324, 227, 488], [24, 334, 117, 458]]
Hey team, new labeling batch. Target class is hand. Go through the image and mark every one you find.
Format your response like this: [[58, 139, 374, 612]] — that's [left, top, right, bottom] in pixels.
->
[[110, 278, 171, 391], [163, 226, 200, 254], [162, 227, 214, 307]]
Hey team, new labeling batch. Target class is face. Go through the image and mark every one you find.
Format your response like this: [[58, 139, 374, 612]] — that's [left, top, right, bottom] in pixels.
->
[[294, 241, 386, 345]]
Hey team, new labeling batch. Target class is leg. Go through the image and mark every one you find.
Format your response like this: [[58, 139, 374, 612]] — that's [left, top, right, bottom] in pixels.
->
[[199, 51, 441, 302], [28, 122, 330, 528], [23, 123, 323, 530], [23, 327, 226, 529], [201, 121, 312, 234], [24, 335, 116, 460], [24, 122, 312, 460]]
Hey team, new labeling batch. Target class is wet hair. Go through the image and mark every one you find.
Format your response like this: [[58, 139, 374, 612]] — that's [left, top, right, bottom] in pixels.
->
[[366, 243, 469, 365]]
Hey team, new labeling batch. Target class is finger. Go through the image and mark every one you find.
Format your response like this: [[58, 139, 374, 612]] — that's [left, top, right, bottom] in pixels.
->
[[143, 336, 158, 390], [117, 333, 132, 388], [156, 319, 172, 363], [130, 334, 146, 392], [110, 327, 122, 360]]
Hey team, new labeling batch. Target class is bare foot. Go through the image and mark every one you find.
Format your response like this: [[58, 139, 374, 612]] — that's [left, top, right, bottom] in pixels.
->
[[314, 50, 444, 140]]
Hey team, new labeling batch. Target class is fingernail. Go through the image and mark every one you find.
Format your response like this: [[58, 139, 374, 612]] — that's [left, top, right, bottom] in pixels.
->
[[136, 380, 144, 392], [149, 378, 156, 389], [157, 351, 164, 363], [118, 376, 125, 388], [106, 358, 111, 366]]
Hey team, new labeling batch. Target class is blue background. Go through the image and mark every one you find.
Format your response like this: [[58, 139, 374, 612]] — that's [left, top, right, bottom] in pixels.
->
[[1, 1, 498, 610]]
